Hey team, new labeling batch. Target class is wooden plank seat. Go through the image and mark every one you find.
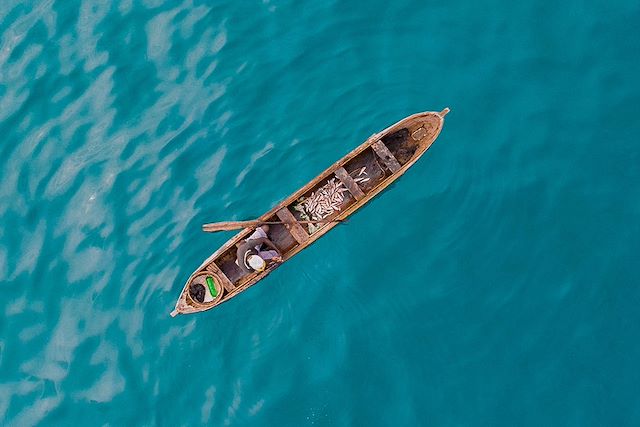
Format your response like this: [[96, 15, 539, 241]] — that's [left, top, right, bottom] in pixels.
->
[[371, 140, 402, 173], [275, 207, 309, 244], [206, 263, 236, 292], [334, 167, 365, 200]]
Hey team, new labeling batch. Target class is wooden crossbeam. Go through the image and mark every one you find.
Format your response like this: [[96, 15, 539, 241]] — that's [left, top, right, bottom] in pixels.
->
[[371, 140, 402, 173], [275, 207, 310, 244], [206, 263, 235, 292], [334, 167, 365, 200]]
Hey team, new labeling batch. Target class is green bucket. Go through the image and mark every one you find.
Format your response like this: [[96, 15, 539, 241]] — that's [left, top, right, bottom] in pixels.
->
[[206, 276, 218, 298]]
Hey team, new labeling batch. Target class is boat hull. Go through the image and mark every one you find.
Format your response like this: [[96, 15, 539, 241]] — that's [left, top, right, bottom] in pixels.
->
[[171, 108, 449, 316]]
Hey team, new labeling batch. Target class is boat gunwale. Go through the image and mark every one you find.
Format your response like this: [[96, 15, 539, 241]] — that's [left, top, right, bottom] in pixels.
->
[[172, 109, 448, 316]]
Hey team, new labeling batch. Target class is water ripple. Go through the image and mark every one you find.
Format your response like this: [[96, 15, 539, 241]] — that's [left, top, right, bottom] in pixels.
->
[[1, 0, 639, 425]]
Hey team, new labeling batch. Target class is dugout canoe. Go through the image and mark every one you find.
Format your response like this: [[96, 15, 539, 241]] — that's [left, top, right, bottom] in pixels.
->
[[170, 108, 450, 316]]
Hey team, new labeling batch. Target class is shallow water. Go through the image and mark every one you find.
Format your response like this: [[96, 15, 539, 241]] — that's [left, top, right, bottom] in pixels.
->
[[1, 0, 639, 425]]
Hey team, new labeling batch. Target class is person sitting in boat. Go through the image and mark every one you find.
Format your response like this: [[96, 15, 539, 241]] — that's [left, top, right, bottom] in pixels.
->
[[236, 225, 282, 273]]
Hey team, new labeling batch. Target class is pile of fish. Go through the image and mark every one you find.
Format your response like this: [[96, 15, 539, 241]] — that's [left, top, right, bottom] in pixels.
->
[[294, 167, 370, 233], [301, 177, 349, 220]]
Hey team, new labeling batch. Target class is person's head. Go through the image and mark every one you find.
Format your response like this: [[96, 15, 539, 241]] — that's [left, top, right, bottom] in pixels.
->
[[260, 224, 270, 233], [247, 254, 266, 272]]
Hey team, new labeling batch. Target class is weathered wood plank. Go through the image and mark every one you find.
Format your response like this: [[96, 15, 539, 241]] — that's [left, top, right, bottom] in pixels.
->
[[334, 167, 365, 200], [206, 263, 235, 292], [371, 140, 402, 173], [275, 207, 309, 244]]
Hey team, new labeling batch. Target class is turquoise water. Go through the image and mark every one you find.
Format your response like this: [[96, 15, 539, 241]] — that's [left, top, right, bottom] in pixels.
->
[[1, 0, 639, 425]]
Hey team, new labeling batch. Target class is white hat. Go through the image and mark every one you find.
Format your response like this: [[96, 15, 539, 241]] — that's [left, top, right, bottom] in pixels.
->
[[248, 255, 266, 272]]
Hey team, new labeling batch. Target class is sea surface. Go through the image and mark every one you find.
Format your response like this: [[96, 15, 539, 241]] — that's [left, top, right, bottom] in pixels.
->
[[1, 1, 639, 426]]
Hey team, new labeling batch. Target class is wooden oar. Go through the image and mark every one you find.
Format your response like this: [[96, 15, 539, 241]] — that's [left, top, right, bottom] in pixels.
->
[[202, 218, 344, 233]]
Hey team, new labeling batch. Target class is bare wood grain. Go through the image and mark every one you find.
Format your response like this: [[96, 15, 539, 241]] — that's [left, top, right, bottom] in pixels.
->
[[334, 167, 365, 200], [275, 207, 309, 244], [371, 140, 402, 173]]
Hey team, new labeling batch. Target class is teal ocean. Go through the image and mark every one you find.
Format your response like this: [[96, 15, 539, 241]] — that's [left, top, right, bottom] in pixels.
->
[[1, 1, 639, 425]]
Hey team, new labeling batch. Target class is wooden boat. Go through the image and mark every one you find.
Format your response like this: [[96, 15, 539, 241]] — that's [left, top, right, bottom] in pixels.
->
[[170, 108, 450, 316]]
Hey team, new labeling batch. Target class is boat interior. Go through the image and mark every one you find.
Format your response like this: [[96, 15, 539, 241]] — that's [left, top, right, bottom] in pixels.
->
[[184, 114, 441, 307]]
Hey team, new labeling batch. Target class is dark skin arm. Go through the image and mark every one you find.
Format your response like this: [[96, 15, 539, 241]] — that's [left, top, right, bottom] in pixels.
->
[[247, 237, 280, 254], [236, 238, 281, 273], [236, 243, 252, 273]]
